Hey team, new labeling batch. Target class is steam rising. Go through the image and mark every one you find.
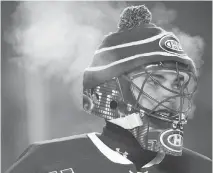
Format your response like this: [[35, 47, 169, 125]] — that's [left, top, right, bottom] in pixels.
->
[[172, 28, 205, 70], [151, 2, 204, 72], [6, 1, 125, 81], [151, 3, 177, 26], [5, 1, 126, 110]]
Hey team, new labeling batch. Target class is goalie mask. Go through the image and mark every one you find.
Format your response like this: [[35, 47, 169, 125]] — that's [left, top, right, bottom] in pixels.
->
[[83, 5, 198, 156]]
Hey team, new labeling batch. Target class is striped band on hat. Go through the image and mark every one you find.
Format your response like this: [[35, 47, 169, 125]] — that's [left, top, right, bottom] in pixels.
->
[[83, 24, 196, 89]]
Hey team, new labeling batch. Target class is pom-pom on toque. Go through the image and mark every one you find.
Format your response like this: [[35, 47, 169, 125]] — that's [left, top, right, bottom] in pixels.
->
[[118, 5, 152, 31]]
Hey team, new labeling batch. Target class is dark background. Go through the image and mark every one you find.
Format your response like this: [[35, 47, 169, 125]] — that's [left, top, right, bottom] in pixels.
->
[[1, 1, 212, 172]]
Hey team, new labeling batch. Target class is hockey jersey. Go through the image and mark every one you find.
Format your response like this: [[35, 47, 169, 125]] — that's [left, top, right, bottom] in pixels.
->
[[5, 132, 212, 173]]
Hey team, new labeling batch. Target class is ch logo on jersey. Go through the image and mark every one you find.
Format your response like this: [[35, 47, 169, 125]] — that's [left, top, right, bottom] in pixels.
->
[[159, 35, 186, 56], [168, 133, 183, 147], [159, 129, 183, 153]]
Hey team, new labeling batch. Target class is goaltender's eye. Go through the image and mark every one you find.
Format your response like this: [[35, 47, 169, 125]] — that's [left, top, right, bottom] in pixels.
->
[[172, 78, 185, 90], [147, 78, 159, 87], [172, 82, 181, 90]]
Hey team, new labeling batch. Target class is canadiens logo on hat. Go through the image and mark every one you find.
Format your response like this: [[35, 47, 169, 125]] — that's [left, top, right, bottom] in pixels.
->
[[159, 34, 186, 56]]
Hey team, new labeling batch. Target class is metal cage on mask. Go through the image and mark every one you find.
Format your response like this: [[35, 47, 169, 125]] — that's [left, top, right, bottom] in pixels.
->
[[128, 62, 197, 122], [83, 61, 197, 155]]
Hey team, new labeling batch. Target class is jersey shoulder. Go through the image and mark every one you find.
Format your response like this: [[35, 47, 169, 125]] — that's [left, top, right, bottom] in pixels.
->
[[18, 133, 92, 160], [5, 133, 103, 173], [34, 133, 91, 146], [157, 147, 212, 173], [182, 147, 212, 162]]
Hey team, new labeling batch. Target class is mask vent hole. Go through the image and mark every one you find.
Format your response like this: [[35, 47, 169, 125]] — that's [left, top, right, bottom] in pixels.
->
[[110, 100, 118, 109]]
